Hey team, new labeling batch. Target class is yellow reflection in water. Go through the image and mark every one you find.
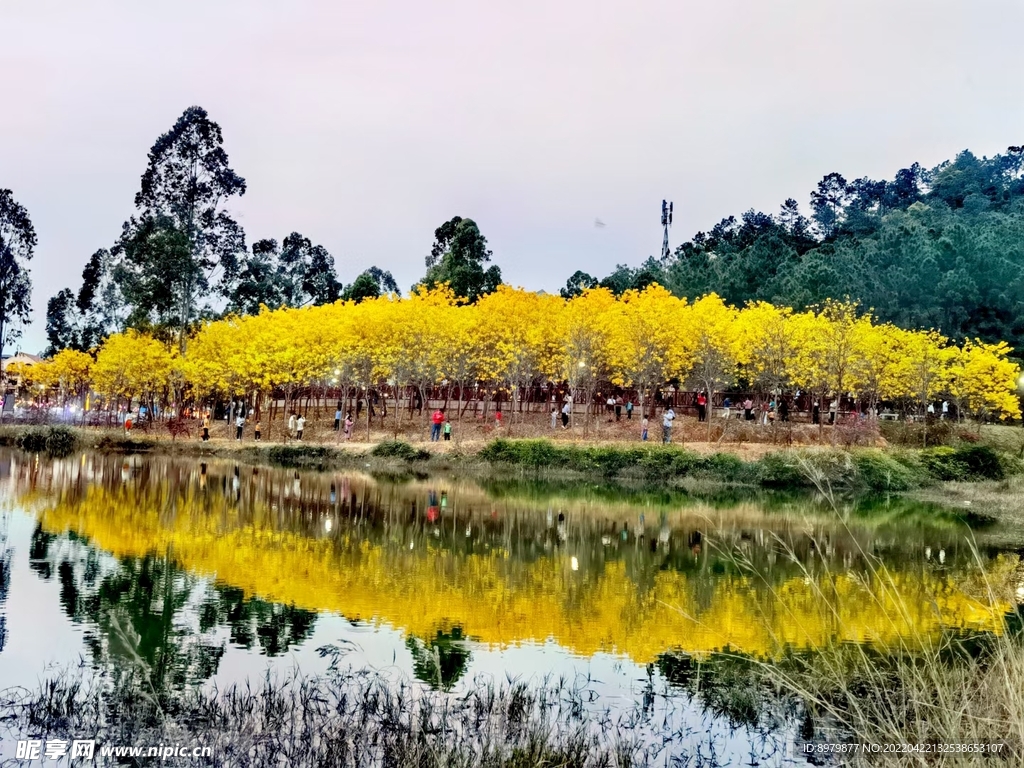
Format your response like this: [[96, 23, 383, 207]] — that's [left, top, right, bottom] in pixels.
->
[[28, 478, 1019, 664]]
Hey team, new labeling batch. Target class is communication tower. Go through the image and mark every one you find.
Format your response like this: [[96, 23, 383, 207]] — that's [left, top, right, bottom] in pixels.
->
[[661, 200, 673, 259]]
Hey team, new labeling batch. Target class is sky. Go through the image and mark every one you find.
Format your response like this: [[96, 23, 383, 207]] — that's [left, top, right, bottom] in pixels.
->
[[3, 0, 1023, 354]]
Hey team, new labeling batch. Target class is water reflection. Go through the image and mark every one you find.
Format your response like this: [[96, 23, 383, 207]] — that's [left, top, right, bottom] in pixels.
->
[[1, 449, 1021, 695], [0, 514, 9, 655]]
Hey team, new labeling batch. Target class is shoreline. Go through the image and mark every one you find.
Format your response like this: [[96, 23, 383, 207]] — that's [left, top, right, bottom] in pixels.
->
[[0, 423, 1018, 504]]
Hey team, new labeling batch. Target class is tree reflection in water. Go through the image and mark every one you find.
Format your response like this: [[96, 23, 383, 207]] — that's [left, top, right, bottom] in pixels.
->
[[407, 627, 471, 690], [3, 449, 1021, 694], [27, 522, 317, 695]]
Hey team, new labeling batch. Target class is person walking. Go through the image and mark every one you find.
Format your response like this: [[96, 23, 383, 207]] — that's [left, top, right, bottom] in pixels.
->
[[812, 400, 821, 424], [722, 397, 732, 420], [551, 407, 558, 429], [641, 415, 649, 441], [743, 398, 754, 421], [296, 414, 305, 440], [344, 411, 354, 441], [235, 412, 245, 441], [202, 413, 210, 442], [696, 392, 707, 422], [779, 398, 789, 422], [625, 400, 634, 420], [561, 400, 571, 429], [431, 407, 444, 442], [254, 419, 262, 441], [829, 398, 838, 425], [334, 407, 342, 432], [614, 396, 622, 421], [287, 412, 297, 440], [662, 407, 675, 444], [443, 418, 452, 442]]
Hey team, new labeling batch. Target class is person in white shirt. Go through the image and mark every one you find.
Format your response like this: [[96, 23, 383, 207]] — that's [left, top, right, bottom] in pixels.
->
[[662, 407, 675, 443], [296, 414, 306, 440]]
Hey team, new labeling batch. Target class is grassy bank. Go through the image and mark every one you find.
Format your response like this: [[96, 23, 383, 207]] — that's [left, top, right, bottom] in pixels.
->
[[1, 424, 1019, 494], [478, 438, 1014, 492]]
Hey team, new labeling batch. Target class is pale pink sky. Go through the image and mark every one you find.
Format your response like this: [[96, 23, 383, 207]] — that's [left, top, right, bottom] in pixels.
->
[[3, 0, 1023, 352]]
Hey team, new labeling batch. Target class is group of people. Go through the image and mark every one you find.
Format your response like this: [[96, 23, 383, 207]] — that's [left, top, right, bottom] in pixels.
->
[[603, 396, 636, 421], [720, 396, 792, 424], [216, 410, 305, 442]]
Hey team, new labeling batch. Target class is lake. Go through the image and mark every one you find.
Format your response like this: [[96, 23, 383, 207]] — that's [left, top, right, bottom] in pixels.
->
[[0, 448, 1020, 765]]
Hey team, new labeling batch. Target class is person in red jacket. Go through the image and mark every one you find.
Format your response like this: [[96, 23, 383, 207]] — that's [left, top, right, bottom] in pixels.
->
[[430, 408, 445, 442]]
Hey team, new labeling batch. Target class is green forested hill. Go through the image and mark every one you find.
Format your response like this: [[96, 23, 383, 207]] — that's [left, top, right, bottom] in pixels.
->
[[563, 149, 1024, 353]]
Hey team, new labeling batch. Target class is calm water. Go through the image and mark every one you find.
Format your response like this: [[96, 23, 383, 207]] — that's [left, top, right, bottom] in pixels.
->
[[0, 449, 1021, 764]]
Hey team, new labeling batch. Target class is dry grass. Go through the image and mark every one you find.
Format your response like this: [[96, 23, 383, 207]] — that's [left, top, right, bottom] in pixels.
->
[[694, 462, 1024, 766]]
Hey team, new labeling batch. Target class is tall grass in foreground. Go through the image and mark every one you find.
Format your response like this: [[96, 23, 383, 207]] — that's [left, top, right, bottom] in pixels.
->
[[707, 455, 1024, 767], [0, 664, 768, 768]]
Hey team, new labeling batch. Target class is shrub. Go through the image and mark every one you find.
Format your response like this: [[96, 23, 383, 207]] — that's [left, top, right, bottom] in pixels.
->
[[853, 450, 919, 492], [266, 444, 335, 467], [576, 446, 644, 476], [699, 452, 746, 482], [370, 440, 430, 462], [16, 428, 48, 453], [756, 452, 811, 488], [14, 426, 78, 457], [920, 445, 1003, 481], [636, 447, 679, 476], [920, 447, 966, 481], [953, 445, 1003, 480], [44, 426, 77, 458]]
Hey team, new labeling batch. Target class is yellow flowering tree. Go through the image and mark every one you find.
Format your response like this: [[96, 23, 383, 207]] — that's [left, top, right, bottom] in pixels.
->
[[42, 349, 93, 407], [92, 330, 175, 414], [737, 301, 795, 396], [684, 293, 741, 439], [554, 288, 618, 431], [475, 286, 559, 428], [65, 287, 1024, 438], [610, 284, 687, 419], [946, 339, 1021, 421]]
